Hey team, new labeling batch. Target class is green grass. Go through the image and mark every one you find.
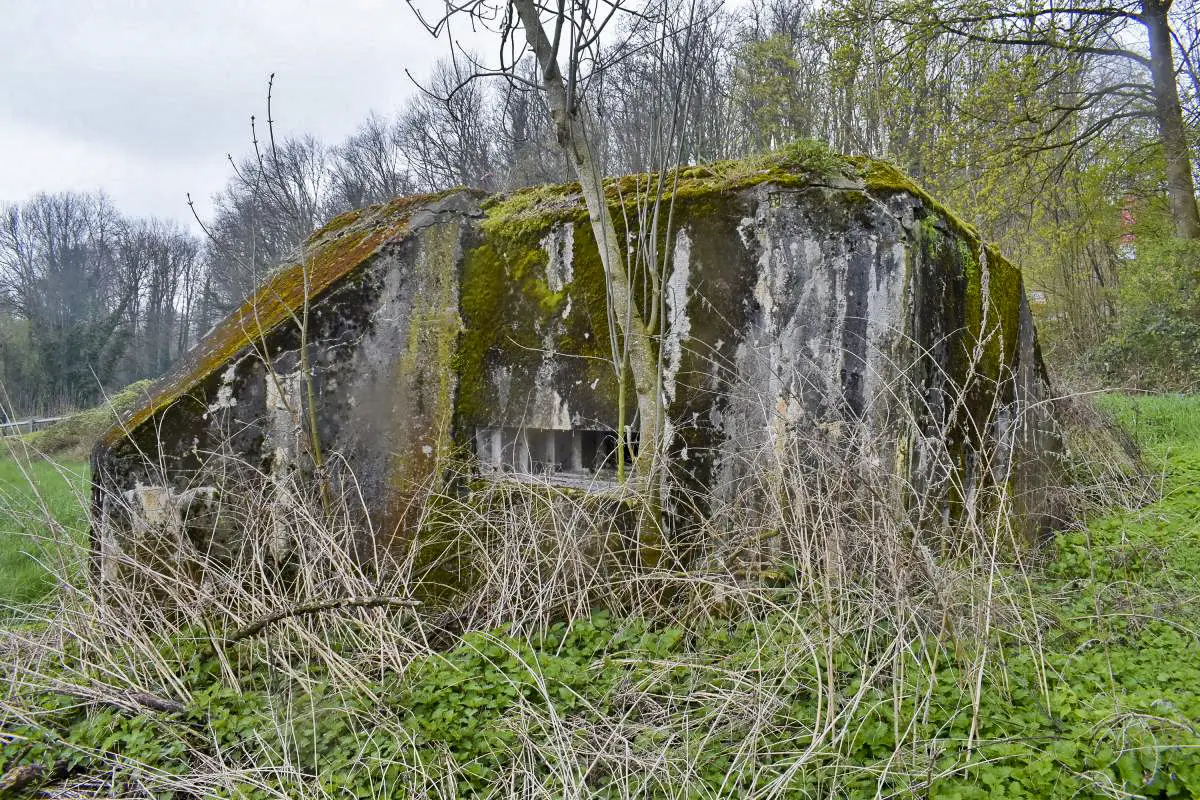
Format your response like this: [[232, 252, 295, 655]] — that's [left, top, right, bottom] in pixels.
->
[[1098, 391, 1200, 450], [0, 379, 148, 613], [0, 451, 87, 611]]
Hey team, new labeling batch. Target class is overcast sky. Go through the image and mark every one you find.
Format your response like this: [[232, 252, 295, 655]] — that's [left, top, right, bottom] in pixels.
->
[[0, 1, 479, 233]]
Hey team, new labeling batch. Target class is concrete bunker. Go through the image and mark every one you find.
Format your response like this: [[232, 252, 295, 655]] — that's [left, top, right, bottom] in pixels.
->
[[90, 151, 1063, 593]]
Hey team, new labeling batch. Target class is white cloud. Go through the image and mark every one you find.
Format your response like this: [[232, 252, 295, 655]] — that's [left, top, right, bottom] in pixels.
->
[[0, 0, 485, 230]]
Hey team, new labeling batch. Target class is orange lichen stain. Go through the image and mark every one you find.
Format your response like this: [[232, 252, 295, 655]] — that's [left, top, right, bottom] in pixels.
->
[[101, 192, 452, 447]]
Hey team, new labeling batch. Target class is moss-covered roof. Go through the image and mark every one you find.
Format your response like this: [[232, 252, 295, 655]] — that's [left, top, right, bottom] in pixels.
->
[[479, 142, 998, 262], [100, 145, 1021, 450], [99, 192, 456, 447]]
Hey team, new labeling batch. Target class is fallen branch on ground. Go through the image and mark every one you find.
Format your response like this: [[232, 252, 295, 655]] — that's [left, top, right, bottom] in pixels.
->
[[224, 595, 421, 645]]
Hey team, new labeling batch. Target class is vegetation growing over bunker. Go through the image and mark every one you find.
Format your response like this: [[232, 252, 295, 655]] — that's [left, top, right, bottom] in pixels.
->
[[100, 144, 1038, 459], [94, 149, 1054, 560], [457, 148, 1035, 432]]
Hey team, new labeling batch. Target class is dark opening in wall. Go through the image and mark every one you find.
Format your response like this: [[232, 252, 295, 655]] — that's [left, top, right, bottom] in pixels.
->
[[473, 427, 638, 480]]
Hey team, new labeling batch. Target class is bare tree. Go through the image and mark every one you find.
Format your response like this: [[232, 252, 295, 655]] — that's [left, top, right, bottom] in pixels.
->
[[600, 0, 736, 172], [129, 219, 201, 378], [494, 56, 573, 188], [202, 131, 330, 314], [398, 57, 498, 192], [327, 112, 415, 212], [0, 192, 137, 403]]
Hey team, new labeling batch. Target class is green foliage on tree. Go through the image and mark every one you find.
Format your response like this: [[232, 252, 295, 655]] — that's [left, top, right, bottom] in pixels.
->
[[733, 35, 806, 152], [1096, 236, 1200, 389]]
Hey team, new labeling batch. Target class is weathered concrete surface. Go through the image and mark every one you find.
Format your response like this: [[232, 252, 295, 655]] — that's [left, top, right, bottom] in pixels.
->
[[91, 151, 1061, 584]]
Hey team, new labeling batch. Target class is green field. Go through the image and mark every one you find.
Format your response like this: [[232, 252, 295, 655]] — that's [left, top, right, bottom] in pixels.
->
[[0, 382, 150, 613], [0, 451, 87, 611]]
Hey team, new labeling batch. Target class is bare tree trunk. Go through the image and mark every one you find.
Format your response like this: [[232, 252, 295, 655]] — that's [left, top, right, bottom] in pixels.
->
[[1144, 0, 1200, 238], [512, 0, 663, 478]]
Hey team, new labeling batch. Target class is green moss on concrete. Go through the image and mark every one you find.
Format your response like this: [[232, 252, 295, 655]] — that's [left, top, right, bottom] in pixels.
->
[[382, 218, 468, 537], [304, 207, 363, 245], [456, 241, 510, 422], [913, 204, 1025, 391], [455, 224, 565, 422], [557, 220, 629, 414], [100, 192, 455, 447], [858, 158, 1024, 380], [460, 193, 633, 426], [474, 150, 993, 279], [469, 156, 638, 411], [986, 248, 1023, 342], [397, 218, 464, 455], [478, 140, 852, 245], [481, 183, 588, 240], [464, 147, 1033, 437], [957, 235, 1025, 385], [959, 237, 984, 364], [851, 158, 981, 243]]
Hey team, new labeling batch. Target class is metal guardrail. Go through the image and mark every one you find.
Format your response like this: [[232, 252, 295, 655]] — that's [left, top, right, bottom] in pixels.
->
[[0, 416, 68, 436]]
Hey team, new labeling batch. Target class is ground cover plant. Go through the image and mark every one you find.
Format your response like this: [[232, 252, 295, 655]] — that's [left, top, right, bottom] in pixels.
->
[[0, 394, 1197, 798]]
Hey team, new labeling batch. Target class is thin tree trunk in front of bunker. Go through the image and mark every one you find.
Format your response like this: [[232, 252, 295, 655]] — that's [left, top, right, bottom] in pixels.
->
[[512, 0, 665, 563], [511, 1, 667, 470]]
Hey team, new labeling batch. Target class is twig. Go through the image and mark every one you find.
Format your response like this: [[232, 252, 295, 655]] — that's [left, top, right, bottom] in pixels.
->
[[224, 595, 421, 645], [0, 760, 69, 794]]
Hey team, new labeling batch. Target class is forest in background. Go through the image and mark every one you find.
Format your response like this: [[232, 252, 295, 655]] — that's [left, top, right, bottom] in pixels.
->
[[3, 0, 1199, 415]]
